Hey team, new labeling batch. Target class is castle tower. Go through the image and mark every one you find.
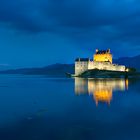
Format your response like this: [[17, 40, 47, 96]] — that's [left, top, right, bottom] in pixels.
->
[[75, 58, 89, 76], [93, 49, 112, 63]]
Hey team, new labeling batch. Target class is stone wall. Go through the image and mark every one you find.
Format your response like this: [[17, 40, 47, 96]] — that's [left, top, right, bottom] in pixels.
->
[[88, 61, 125, 72], [75, 61, 89, 76], [94, 53, 112, 63], [75, 61, 126, 76]]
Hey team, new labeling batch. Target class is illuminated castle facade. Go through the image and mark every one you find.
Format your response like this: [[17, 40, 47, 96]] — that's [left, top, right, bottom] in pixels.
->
[[75, 49, 126, 76]]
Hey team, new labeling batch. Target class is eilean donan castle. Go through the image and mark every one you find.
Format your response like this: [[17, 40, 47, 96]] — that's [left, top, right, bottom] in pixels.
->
[[75, 49, 126, 76]]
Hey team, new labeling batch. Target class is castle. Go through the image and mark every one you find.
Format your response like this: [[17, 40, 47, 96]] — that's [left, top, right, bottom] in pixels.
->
[[75, 49, 126, 76]]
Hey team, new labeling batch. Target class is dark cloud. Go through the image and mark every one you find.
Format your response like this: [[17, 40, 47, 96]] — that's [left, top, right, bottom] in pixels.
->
[[0, 0, 139, 31], [0, 0, 140, 59]]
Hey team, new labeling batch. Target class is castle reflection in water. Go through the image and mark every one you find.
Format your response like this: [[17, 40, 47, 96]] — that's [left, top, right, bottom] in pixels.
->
[[75, 78, 129, 106]]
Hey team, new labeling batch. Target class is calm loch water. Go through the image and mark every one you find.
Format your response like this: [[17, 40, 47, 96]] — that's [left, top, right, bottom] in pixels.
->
[[0, 75, 140, 140]]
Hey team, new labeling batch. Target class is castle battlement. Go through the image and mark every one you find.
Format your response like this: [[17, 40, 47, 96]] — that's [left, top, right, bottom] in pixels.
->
[[75, 49, 126, 76], [94, 49, 112, 63]]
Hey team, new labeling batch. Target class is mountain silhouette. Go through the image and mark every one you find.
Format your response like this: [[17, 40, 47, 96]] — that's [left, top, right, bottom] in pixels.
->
[[0, 55, 140, 76]]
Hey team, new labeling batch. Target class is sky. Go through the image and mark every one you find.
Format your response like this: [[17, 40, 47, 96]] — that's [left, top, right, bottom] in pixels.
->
[[0, 0, 140, 68]]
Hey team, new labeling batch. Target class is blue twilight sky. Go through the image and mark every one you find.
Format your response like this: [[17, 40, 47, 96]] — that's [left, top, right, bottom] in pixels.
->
[[0, 0, 140, 68]]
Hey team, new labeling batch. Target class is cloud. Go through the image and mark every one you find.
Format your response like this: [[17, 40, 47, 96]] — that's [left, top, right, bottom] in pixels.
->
[[0, 0, 139, 31], [0, 0, 140, 56]]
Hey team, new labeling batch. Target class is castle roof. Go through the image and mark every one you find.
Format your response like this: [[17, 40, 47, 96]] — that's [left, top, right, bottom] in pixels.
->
[[75, 58, 89, 61], [96, 49, 110, 54]]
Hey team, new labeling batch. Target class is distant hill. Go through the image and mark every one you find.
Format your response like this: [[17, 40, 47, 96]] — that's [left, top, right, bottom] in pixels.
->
[[114, 55, 140, 71], [0, 55, 140, 76], [0, 64, 74, 77]]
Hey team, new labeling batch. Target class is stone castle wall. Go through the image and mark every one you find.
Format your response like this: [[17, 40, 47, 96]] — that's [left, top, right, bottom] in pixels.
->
[[88, 61, 125, 72], [94, 53, 112, 63], [75, 61, 126, 76], [75, 61, 89, 76]]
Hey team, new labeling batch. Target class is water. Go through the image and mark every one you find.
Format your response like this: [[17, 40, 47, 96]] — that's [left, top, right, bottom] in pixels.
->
[[0, 75, 140, 140]]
